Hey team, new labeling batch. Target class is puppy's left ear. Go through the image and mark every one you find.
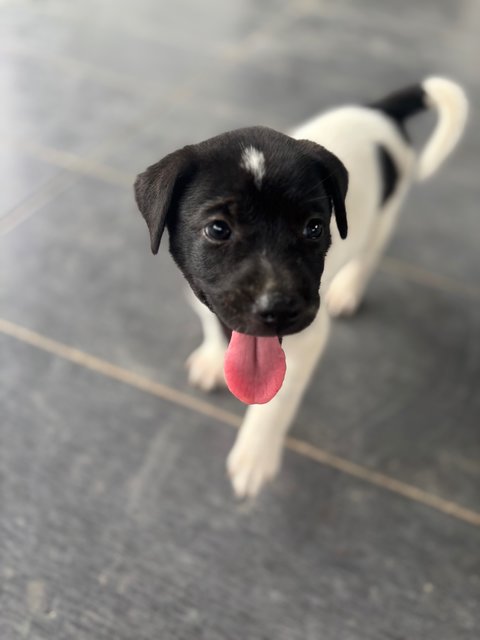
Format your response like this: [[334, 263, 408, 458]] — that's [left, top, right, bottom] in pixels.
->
[[134, 147, 196, 254], [318, 146, 349, 240], [299, 140, 349, 239]]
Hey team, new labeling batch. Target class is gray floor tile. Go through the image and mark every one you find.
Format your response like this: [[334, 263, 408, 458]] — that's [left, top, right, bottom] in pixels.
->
[[1, 0, 479, 637], [189, 59, 334, 129], [240, 23, 435, 101], [1, 176, 479, 511], [0, 176, 222, 402], [1, 336, 479, 640], [102, 101, 255, 176], [389, 175, 480, 287], [0, 146, 60, 219], [0, 6, 219, 91], [0, 53, 159, 155], [316, 0, 480, 51], [25, 0, 291, 49], [0, 0, 292, 74], [184, 0, 478, 125], [296, 271, 480, 511]]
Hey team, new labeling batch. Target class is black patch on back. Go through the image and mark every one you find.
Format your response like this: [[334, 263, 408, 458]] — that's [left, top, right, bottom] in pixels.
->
[[368, 83, 427, 141], [376, 144, 399, 205]]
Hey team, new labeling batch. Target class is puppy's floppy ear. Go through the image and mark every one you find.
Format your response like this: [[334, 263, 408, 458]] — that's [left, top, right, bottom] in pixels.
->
[[318, 146, 349, 240], [298, 140, 349, 239], [134, 147, 196, 254]]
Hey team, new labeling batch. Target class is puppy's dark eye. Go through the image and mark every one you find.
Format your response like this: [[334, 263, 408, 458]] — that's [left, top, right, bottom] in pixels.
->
[[204, 220, 232, 242], [303, 218, 324, 240]]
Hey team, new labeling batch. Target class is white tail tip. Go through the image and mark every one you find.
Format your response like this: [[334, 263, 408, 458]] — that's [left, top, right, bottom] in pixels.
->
[[417, 76, 468, 181]]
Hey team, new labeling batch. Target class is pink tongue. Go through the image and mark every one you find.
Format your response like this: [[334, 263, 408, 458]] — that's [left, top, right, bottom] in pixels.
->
[[224, 331, 286, 404]]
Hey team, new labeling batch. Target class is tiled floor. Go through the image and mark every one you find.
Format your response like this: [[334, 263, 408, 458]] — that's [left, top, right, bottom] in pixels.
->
[[1, 1, 479, 638]]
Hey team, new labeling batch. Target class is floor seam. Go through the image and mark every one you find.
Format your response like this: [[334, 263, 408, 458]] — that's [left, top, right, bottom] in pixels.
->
[[0, 172, 78, 236], [0, 41, 163, 97], [0, 0, 302, 168], [2, 130, 479, 301], [1, 316, 479, 528], [1, 153, 478, 302], [380, 257, 480, 300]]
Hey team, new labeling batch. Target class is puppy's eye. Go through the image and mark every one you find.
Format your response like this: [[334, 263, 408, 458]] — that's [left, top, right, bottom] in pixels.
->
[[204, 220, 232, 242], [303, 218, 324, 240]]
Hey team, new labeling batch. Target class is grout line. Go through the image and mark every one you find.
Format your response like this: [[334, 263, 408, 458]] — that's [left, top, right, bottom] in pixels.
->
[[380, 257, 480, 300], [0, 49, 198, 174], [286, 438, 480, 528], [0, 42, 159, 97], [221, 0, 314, 61], [1, 132, 479, 303], [0, 173, 77, 236], [1, 8, 479, 319], [0, 145, 131, 237], [0, 0, 300, 164], [82, 94, 189, 165], [2, 136, 478, 303], [21, 0, 298, 65], [19, 2, 229, 57], [1, 0, 276, 168], [2, 1, 479, 528], [0, 318, 242, 429], [1, 316, 479, 528], [0, 136, 132, 187]]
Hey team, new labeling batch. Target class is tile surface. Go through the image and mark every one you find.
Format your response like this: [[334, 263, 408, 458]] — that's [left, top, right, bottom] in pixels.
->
[[0, 145, 60, 219], [1, 175, 479, 511], [1, 337, 479, 640], [296, 273, 480, 510], [0, 52, 158, 155], [1, 0, 479, 638], [103, 100, 253, 176]]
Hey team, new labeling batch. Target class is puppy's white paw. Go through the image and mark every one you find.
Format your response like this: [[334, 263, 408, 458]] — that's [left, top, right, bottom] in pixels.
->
[[227, 433, 283, 499], [326, 261, 365, 318], [186, 344, 226, 392]]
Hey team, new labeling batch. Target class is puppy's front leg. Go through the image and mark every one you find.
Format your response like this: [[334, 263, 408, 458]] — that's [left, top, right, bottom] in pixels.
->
[[227, 305, 331, 498], [186, 292, 227, 391]]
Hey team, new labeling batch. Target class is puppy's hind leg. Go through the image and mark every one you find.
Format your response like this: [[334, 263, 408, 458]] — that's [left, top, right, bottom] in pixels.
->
[[327, 188, 408, 318], [185, 291, 227, 392], [227, 305, 331, 498]]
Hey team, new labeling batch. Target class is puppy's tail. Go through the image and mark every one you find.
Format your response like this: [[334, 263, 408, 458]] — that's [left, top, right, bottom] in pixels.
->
[[416, 77, 468, 180], [369, 76, 468, 180]]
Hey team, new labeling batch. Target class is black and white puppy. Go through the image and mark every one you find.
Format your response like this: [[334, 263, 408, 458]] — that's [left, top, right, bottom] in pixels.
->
[[134, 76, 467, 498]]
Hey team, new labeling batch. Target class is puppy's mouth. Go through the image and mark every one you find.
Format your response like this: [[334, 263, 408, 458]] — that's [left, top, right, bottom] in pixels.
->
[[224, 331, 286, 405], [198, 287, 318, 405], [218, 310, 317, 406]]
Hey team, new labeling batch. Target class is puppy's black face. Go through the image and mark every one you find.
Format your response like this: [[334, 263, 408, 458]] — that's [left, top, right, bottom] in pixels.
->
[[135, 127, 348, 338]]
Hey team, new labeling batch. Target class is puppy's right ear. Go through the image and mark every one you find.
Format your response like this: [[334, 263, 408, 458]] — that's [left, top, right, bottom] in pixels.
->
[[134, 147, 195, 254]]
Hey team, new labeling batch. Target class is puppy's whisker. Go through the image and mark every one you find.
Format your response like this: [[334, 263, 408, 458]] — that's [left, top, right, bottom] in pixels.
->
[[304, 195, 331, 205], [300, 182, 326, 199]]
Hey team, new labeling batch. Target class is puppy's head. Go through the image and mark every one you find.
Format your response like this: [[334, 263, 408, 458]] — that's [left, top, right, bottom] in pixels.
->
[[134, 126, 348, 338]]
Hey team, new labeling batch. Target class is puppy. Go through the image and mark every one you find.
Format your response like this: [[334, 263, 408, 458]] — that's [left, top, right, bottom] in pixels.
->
[[134, 77, 468, 498]]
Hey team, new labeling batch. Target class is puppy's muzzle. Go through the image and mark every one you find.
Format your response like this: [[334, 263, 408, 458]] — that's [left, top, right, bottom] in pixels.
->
[[251, 292, 305, 335]]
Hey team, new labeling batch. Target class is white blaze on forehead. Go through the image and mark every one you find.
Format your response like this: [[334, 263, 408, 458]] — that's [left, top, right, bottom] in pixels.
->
[[241, 146, 266, 189]]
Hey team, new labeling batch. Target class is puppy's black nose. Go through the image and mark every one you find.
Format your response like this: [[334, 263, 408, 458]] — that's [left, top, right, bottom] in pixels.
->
[[253, 292, 301, 329]]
